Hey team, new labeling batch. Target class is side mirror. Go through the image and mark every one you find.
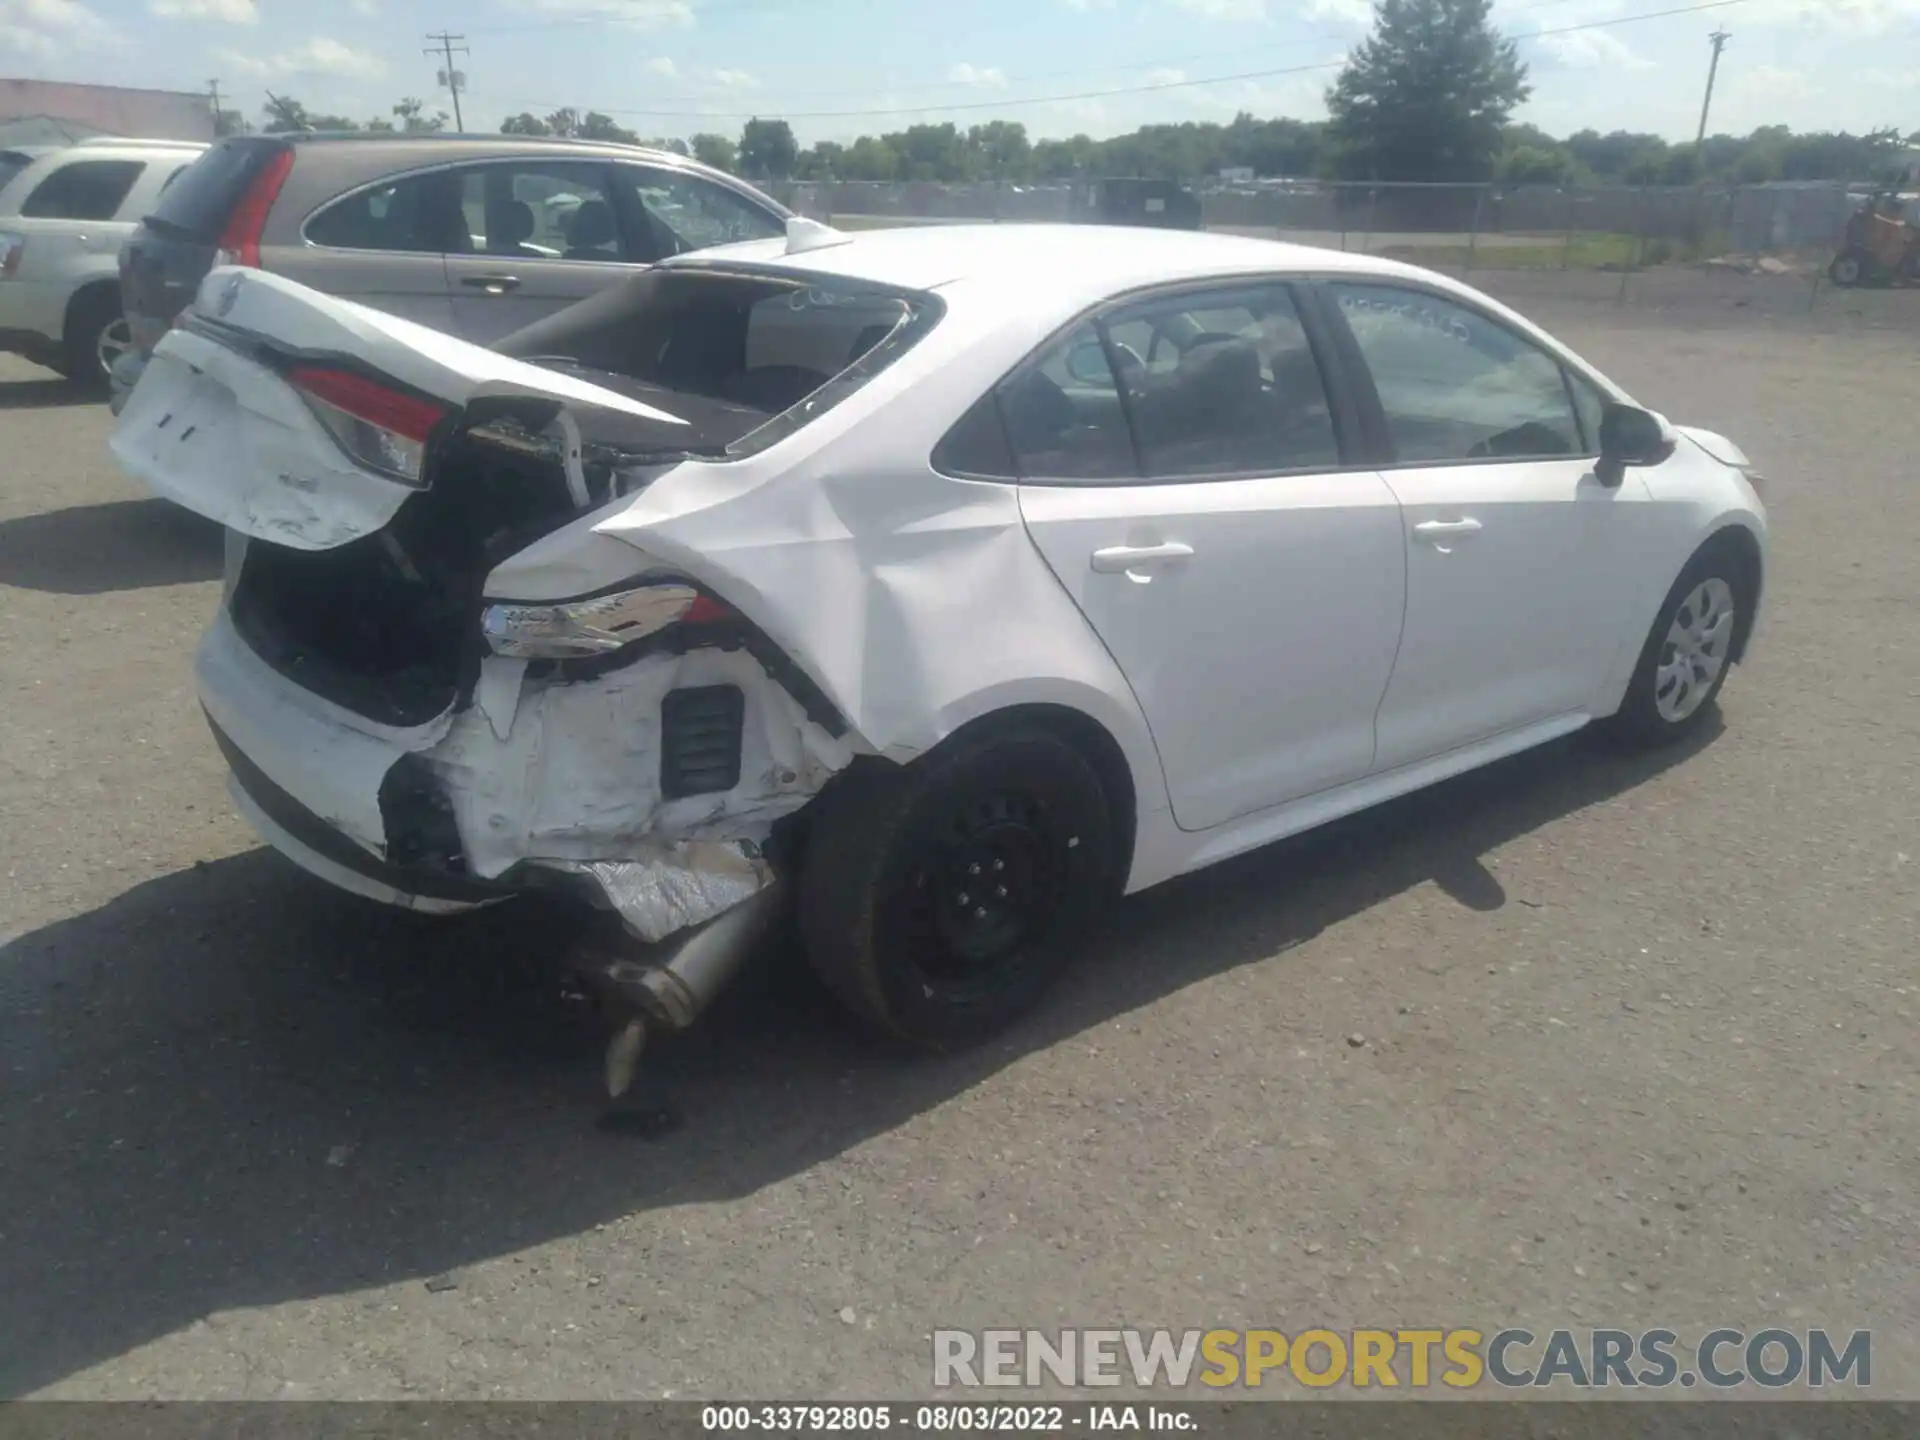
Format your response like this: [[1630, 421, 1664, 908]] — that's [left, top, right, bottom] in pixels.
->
[[1064, 341, 1112, 387], [1595, 402, 1677, 487]]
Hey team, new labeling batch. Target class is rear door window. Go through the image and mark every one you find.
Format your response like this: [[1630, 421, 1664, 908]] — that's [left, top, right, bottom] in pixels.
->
[[20, 160, 145, 221], [610, 164, 784, 258], [1099, 283, 1340, 478], [457, 161, 626, 261], [998, 324, 1139, 482], [305, 171, 465, 253]]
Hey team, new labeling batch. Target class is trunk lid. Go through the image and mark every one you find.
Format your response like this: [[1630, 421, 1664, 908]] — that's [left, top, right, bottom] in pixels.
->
[[111, 265, 697, 549]]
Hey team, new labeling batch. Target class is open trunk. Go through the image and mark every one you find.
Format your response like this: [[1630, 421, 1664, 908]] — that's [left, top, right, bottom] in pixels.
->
[[113, 262, 927, 725]]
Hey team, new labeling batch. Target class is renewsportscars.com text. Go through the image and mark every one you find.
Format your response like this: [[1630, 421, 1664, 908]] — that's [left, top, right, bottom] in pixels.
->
[[932, 1328, 1872, 1391]]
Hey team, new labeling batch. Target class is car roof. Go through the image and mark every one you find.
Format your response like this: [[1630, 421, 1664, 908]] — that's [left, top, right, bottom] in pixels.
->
[[669, 221, 1430, 300]]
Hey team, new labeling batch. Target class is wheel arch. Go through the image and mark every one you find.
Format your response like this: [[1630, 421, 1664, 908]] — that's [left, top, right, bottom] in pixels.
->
[[1697, 520, 1763, 664]]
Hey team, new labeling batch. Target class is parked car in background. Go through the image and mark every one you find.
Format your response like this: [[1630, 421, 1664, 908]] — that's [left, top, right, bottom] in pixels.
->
[[0, 136, 207, 390], [114, 133, 792, 410]]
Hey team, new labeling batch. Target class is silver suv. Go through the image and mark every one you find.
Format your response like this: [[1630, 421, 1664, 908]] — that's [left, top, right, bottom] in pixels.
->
[[0, 137, 209, 390], [117, 133, 791, 408]]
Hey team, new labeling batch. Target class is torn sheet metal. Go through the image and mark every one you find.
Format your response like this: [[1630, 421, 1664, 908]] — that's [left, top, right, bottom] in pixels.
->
[[555, 840, 772, 944]]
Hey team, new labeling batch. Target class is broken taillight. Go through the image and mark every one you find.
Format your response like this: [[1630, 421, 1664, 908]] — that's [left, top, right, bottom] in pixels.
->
[[481, 583, 739, 660], [287, 364, 447, 484], [213, 146, 294, 269]]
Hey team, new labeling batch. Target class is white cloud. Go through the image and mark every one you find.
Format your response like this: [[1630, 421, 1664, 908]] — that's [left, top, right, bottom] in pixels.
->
[[1168, 0, 1271, 18], [150, 0, 256, 19], [645, 55, 678, 76], [1145, 67, 1188, 85], [1305, 0, 1373, 22], [1749, 0, 1920, 30], [349, 0, 378, 12], [1061, 0, 1116, 8], [947, 62, 1010, 88], [499, 0, 695, 29], [707, 66, 759, 89], [216, 36, 388, 78], [1537, 28, 1654, 70], [0, 0, 119, 54]]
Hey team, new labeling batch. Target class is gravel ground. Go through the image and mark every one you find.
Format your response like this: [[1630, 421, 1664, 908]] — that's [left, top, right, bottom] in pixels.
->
[[0, 269, 1915, 1402]]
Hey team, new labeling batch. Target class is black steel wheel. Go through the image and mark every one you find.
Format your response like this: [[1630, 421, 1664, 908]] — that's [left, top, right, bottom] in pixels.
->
[[797, 727, 1116, 1047]]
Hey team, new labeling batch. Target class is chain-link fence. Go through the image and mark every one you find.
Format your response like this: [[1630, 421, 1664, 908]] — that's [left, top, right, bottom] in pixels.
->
[[765, 178, 1873, 301]]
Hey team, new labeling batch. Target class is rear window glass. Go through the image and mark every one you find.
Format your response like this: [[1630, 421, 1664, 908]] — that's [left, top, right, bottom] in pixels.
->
[[21, 160, 144, 220], [493, 265, 941, 458], [150, 140, 285, 237]]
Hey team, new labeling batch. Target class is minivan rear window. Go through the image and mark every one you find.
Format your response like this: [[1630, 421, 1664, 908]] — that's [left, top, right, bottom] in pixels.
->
[[492, 264, 942, 458], [149, 139, 289, 238]]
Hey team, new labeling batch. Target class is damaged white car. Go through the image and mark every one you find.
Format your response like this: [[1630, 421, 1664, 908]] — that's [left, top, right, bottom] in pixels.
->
[[112, 219, 1768, 1078]]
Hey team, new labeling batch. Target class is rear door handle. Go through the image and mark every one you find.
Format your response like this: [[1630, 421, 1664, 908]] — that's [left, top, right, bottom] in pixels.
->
[[1413, 519, 1482, 537], [1090, 542, 1195, 575], [461, 274, 522, 293]]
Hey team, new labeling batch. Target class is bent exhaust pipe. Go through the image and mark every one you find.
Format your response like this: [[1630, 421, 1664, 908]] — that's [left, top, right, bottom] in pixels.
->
[[588, 883, 787, 1096]]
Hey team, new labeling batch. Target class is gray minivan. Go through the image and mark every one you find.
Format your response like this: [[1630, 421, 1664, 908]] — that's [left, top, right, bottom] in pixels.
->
[[117, 133, 791, 405]]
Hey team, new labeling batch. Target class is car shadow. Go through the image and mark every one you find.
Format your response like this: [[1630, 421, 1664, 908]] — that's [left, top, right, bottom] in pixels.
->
[[0, 377, 95, 410], [0, 498, 223, 594], [0, 720, 1719, 1397]]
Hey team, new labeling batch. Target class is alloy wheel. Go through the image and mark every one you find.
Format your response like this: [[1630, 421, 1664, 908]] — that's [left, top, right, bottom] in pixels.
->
[[1654, 577, 1736, 724]]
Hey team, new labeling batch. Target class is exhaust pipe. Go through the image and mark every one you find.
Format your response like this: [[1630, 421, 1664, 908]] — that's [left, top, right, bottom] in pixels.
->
[[584, 884, 787, 1096]]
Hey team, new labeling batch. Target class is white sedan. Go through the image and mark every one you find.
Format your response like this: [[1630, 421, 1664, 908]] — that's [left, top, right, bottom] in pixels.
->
[[110, 219, 1767, 1077]]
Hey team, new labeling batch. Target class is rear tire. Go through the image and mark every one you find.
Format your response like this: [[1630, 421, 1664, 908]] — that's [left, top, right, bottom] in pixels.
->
[[797, 729, 1116, 1048], [62, 289, 128, 396], [1598, 543, 1750, 750]]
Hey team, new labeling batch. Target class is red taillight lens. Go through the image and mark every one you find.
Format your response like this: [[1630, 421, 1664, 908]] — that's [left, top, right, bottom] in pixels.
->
[[289, 365, 444, 443], [287, 364, 447, 483], [682, 594, 736, 625], [215, 146, 293, 269]]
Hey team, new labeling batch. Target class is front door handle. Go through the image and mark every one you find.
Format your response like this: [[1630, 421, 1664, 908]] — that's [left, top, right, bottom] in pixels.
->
[[461, 274, 522, 294], [1090, 542, 1195, 576]]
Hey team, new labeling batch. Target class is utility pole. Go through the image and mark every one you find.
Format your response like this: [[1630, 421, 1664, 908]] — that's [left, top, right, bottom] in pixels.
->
[[424, 31, 469, 132], [207, 78, 224, 135], [1695, 28, 1730, 147]]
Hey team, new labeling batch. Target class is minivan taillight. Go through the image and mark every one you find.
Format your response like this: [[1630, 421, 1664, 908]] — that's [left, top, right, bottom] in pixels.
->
[[288, 365, 447, 485], [214, 146, 294, 269]]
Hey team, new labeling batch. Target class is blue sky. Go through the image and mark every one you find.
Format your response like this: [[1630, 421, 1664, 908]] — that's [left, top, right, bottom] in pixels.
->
[[3, 0, 1915, 146]]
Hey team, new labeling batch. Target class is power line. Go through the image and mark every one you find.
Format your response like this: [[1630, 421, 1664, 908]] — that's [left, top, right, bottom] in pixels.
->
[[519, 0, 1753, 122], [425, 30, 470, 131]]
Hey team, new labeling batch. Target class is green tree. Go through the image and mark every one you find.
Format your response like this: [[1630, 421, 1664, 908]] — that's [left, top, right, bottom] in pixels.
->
[[967, 120, 1032, 180], [501, 112, 552, 136], [214, 108, 247, 137], [261, 95, 360, 133], [690, 132, 738, 171], [1501, 144, 1570, 185], [647, 136, 691, 156], [579, 111, 640, 145], [545, 108, 580, 138], [1324, 0, 1530, 181], [796, 140, 846, 179], [391, 97, 447, 133], [738, 117, 799, 180], [839, 134, 899, 181]]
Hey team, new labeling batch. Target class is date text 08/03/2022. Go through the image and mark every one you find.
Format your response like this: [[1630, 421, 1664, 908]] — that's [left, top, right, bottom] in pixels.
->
[[702, 1405, 1190, 1432]]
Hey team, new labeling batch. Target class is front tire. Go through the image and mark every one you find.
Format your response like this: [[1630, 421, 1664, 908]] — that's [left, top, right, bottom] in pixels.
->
[[1599, 544, 1749, 749], [797, 729, 1116, 1048], [1828, 248, 1869, 287]]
